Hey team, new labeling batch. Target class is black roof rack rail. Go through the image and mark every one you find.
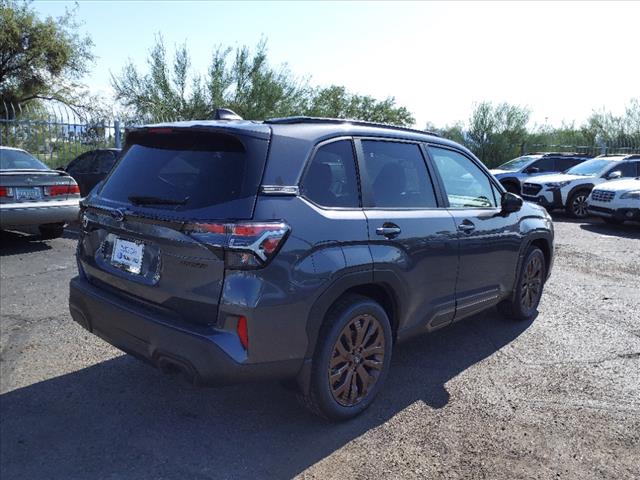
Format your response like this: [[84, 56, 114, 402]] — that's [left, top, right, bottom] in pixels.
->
[[594, 153, 640, 160], [264, 116, 440, 137], [525, 152, 591, 157]]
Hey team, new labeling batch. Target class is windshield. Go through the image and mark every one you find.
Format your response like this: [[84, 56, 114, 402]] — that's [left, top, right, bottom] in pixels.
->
[[566, 159, 616, 176], [98, 129, 269, 220], [496, 155, 539, 172], [0, 149, 49, 170]]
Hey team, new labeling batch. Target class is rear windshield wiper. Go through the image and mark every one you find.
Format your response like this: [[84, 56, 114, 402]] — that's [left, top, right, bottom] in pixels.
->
[[128, 195, 189, 206]]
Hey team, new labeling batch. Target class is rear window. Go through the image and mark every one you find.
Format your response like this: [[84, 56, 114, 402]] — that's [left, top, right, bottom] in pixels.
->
[[0, 149, 49, 170], [99, 130, 268, 220]]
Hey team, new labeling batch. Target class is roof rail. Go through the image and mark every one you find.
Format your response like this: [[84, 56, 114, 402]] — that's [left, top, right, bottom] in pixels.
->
[[595, 153, 640, 160], [264, 116, 440, 137], [525, 152, 592, 157]]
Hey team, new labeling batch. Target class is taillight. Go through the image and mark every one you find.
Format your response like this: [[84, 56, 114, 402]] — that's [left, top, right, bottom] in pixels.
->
[[44, 184, 80, 196], [185, 221, 290, 269], [0, 187, 14, 197], [237, 316, 249, 350]]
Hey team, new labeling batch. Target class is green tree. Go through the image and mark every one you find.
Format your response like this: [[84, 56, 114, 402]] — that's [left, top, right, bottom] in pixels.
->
[[466, 102, 530, 166], [111, 37, 415, 125], [306, 85, 414, 126], [0, 0, 94, 117]]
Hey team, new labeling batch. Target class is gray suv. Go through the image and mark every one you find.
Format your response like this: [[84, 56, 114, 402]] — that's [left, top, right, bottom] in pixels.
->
[[69, 116, 554, 420]]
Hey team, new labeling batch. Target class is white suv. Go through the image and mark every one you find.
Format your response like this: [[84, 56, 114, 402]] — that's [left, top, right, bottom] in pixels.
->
[[587, 177, 640, 224], [521, 154, 640, 218]]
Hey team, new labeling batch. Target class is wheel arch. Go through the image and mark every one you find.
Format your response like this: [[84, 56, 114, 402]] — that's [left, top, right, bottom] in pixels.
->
[[305, 273, 401, 361]]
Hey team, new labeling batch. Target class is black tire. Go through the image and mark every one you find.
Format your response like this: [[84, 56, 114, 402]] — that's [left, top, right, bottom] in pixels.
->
[[297, 294, 393, 421], [38, 223, 65, 240], [566, 190, 590, 219], [498, 246, 546, 321], [603, 217, 623, 225]]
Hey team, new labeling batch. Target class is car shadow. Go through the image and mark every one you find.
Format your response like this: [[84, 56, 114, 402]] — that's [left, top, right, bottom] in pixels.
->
[[579, 220, 640, 239], [0, 228, 78, 256], [0, 230, 52, 256], [0, 309, 532, 479]]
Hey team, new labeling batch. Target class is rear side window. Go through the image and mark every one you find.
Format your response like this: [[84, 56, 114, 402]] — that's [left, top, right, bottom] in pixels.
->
[[67, 152, 96, 174], [301, 140, 359, 208], [429, 147, 498, 208], [360, 140, 437, 208], [99, 130, 268, 220], [531, 157, 555, 172], [557, 157, 582, 171], [607, 161, 638, 178]]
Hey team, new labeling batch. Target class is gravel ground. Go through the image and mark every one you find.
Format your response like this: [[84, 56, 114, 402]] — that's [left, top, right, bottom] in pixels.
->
[[1, 217, 639, 479]]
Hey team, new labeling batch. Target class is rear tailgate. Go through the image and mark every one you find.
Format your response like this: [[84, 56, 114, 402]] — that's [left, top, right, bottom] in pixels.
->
[[77, 125, 271, 326]]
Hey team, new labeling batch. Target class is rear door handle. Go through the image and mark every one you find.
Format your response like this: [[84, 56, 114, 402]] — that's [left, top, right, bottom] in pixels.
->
[[457, 221, 475, 233], [376, 225, 401, 237]]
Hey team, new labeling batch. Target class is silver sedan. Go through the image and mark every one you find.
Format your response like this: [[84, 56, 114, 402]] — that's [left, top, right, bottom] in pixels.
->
[[0, 147, 81, 239]]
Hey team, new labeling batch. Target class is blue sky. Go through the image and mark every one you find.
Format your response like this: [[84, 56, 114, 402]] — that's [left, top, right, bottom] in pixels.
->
[[33, 1, 640, 128]]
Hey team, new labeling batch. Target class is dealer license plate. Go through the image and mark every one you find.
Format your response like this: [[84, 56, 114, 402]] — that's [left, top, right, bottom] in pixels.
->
[[111, 238, 144, 274]]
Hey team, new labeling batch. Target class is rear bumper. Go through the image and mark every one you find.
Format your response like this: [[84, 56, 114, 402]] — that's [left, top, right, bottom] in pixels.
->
[[68, 276, 302, 385], [588, 205, 640, 221], [0, 199, 80, 228]]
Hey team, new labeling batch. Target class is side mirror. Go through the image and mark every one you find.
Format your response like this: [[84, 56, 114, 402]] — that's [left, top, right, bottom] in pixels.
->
[[607, 171, 622, 180], [525, 166, 540, 174], [56, 166, 66, 172], [502, 192, 523, 213]]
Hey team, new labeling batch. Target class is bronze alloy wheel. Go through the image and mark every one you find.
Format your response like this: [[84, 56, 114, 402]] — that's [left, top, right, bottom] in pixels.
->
[[328, 314, 385, 407], [521, 253, 543, 310]]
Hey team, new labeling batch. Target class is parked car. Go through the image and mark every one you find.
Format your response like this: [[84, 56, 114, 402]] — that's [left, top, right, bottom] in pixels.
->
[[64, 148, 120, 196], [587, 177, 640, 224], [521, 154, 640, 218], [490, 152, 592, 195], [0, 146, 81, 239], [69, 115, 554, 420]]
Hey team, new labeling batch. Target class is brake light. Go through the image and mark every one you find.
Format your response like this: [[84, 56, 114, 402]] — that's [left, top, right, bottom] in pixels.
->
[[44, 184, 81, 196], [237, 316, 249, 350], [0, 187, 14, 197], [186, 221, 290, 269]]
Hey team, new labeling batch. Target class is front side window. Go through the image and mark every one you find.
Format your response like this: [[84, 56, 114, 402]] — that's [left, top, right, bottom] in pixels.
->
[[360, 140, 437, 208], [301, 140, 359, 208], [429, 147, 498, 208], [606, 161, 637, 178]]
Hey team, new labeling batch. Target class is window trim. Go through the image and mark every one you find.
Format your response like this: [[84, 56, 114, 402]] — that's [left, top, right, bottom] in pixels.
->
[[298, 136, 363, 210], [354, 136, 444, 211], [424, 143, 505, 210]]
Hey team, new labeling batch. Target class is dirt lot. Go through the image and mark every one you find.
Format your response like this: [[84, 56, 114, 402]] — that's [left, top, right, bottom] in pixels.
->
[[1, 218, 639, 479]]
